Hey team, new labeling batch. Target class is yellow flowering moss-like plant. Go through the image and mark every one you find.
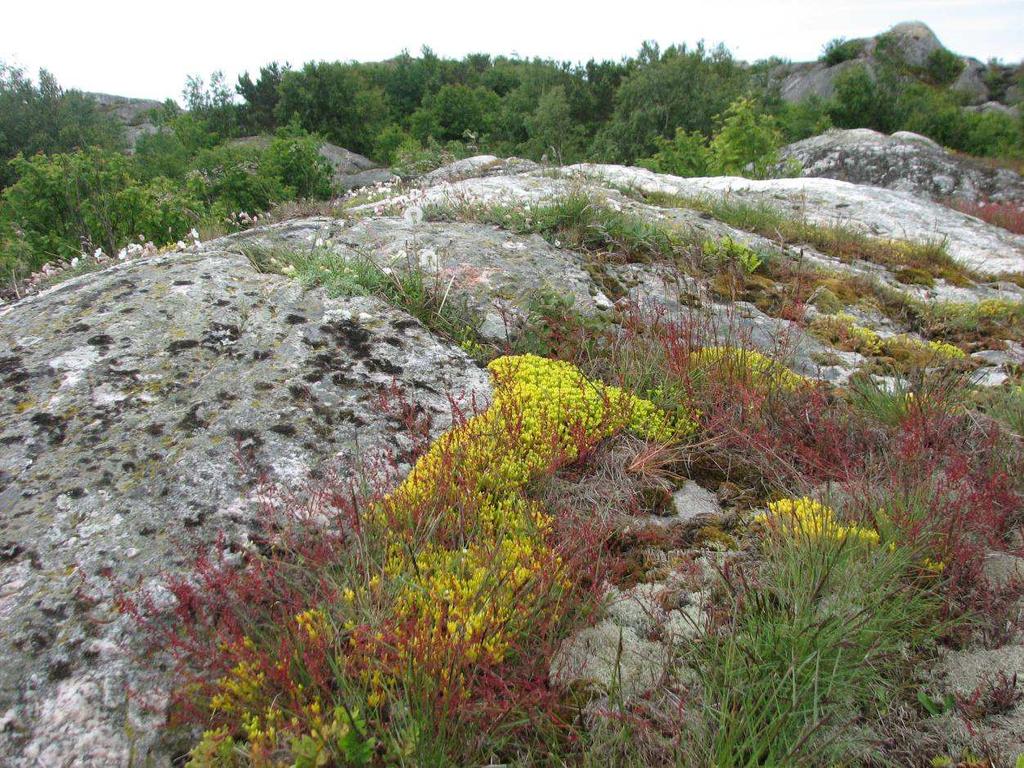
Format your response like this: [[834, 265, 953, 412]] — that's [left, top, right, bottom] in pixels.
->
[[754, 497, 880, 548], [690, 346, 806, 391], [191, 354, 693, 764]]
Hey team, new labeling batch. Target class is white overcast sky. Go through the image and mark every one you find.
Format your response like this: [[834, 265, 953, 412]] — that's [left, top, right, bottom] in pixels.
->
[[3, 0, 1022, 102]]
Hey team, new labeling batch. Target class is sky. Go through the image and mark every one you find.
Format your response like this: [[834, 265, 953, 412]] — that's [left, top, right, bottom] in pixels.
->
[[2, 0, 1022, 102]]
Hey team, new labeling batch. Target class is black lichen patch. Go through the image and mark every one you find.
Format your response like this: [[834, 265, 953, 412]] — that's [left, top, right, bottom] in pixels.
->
[[331, 372, 358, 387], [68, 323, 91, 333], [227, 427, 264, 454], [0, 541, 24, 562], [167, 339, 200, 354], [178, 404, 209, 432], [412, 378, 440, 395], [172, 280, 194, 286], [86, 334, 114, 347], [252, 350, 272, 361], [201, 323, 242, 354], [285, 314, 308, 325], [392, 318, 422, 332], [289, 383, 313, 401], [363, 357, 403, 375], [0, 356, 29, 387], [269, 423, 297, 437], [322, 319, 372, 359], [30, 412, 67, 445]]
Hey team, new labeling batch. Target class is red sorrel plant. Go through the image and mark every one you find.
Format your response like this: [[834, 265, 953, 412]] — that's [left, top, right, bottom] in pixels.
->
[[946, 197, 1024, 235]]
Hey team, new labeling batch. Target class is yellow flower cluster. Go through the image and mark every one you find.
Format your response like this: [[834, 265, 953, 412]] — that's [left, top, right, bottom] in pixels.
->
[[926, 339, 966, 360], [690, 346, 806, 391], [210, 658, 266, 715], [371, 354, 693, 693], [755, 497, 880, 547]]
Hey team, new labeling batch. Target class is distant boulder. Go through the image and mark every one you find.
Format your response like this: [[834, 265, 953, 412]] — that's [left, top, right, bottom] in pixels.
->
[[774, 59, 869, 103], [85, 92, 165, 153], [779, 128, 1024, 203], [951, 59, 991, 105], [878, 20, 944, 69]]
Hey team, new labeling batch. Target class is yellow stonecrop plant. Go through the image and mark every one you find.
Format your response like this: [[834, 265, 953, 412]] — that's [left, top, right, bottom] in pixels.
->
[[371, 353, 694, 685], [810, 313, 965, 362], [194, 354, 693, 765], [755, 497, 880, 548], [690, 346, 807, 391]]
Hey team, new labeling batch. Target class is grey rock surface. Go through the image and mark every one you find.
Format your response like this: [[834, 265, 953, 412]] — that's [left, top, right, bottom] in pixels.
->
[[670, 481, 725, 525], [774, 59, 867, 103], [951, 59, 991, 105], [0, 249, 490, 766], [85, 92, 165, 153], [880, 21, 945, 68], [770, 21, 1016, 114], [570, 164, 1024, 274], [549, 620, 667, 698], [779, 128, 1024, 203]]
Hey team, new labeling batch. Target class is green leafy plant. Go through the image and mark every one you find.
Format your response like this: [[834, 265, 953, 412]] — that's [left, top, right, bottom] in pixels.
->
[[821, 37, 865, 67], [701, 235, 766, 273]]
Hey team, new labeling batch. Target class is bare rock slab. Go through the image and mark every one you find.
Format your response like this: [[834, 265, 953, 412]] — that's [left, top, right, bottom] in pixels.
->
[[0, 249, 490, 766]]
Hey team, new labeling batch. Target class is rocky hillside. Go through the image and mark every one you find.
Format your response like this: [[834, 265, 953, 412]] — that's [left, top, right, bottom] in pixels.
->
[[779, 128, 1024, 203], [2, 159, 1023, 766], [772, 21, 1021, 112], [85, 92, 165, 151]]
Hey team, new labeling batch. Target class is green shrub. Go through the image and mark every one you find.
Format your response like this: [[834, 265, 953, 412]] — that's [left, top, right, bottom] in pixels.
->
[[775, 96, 833, 142], [275, 61, 390, 157], [829, 64, 893, 131], [709, 97, 785, 178], [187, 143, 285, 218], [702, 235, 767, 273], [639, 128, 712, 176], [925, 49, 964, 86], [134, 131, 191, 181], [0, 64, 124, 187], [263, 126, 333, 199], [821, 37, 865, 67], [640, 97, 788, 179], [1, 148, 199, 268], [591, 42, 747, 163], [371, 124, 413, 166]]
